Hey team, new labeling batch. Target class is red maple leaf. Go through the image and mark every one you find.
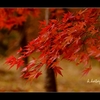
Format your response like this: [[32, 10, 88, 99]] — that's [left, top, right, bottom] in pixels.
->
[[81, 65, 92, 76], [53, 66, 63, 76], [17, 47, 23, 54]]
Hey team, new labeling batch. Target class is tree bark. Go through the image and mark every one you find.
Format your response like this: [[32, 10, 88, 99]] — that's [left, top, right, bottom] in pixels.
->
[[20, 30, 28, 66], [44, 8, 57, 92], [18, 23, 28, 68], [45, 67, 57, 92]]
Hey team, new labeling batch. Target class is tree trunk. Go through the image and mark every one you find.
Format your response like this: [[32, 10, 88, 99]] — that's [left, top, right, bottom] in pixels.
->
[[20, 30, 28, 66], [45, 68, 57, 92], [44, 8, 57, 92], [18, 23, 28, 68]]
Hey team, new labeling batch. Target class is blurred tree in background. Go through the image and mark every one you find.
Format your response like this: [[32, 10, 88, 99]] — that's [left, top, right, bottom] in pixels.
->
[[0, 8, 40, 65]]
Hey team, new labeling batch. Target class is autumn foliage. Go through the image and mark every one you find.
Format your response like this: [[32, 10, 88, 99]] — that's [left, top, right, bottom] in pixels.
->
[[4, 8, 100, 81], [0, 8, 40, 30]]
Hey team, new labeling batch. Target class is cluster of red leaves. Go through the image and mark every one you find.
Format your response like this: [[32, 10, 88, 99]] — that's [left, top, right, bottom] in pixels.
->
[[0, 8, 40, 30], [5, 8, 100, 81], [49, 8, 66, 18]]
